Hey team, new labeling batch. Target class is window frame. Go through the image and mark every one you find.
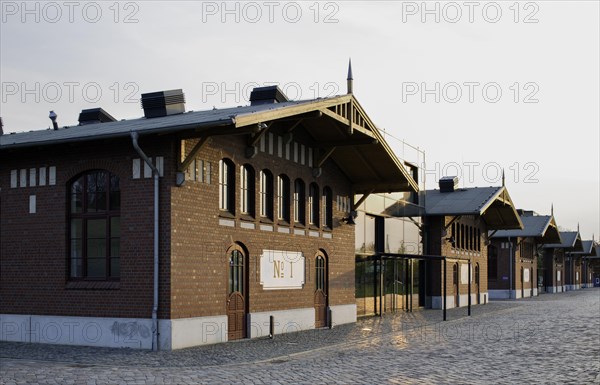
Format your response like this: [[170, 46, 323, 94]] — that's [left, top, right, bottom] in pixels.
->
[[308, 183, 320, 227], [277, 174, 290, 223], [293, 178, 306, 225], [219, 158, 235, 215], [240, 164, 255, 217], [68, 170, 120, 281], [323, 186, 333, 230], [259, 169, 274, 220]]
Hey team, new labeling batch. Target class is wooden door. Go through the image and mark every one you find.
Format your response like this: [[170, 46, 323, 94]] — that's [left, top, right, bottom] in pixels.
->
[[227, 248, 246, 340], [227, 292, 245, 340], [314, 254, 327, 328]]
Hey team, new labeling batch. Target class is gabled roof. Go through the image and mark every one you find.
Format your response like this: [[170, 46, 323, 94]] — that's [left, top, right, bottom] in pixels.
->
[[491, 214, 561, 244], [0, 94, 418, 195], [570, 240, 597, 256], [421, 186, 523, 230], [544, 231, 583, 251]]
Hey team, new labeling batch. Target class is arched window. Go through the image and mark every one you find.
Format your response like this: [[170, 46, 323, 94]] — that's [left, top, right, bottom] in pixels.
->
[[468, 226, 473, 250], [477, 229, 481, 251], [240, 164, 255, 217], [277, 174, 290, 223], [308, 183, 319, 226], [293, 179, 305, 225], [316, 255, 326, 291], [219, 158, 235, 214], [259, 169, 274, 220], [69, 170, 120, 280], [451, 222, 456, 248], [229, 248, 245, 295], [323, 186, 333, 229]]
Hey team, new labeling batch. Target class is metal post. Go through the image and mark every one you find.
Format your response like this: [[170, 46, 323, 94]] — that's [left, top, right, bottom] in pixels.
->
[[468, 260, 472, 316], [269, 315, 274, 339], [409, 259, 413, 313], [443, 259, 447, 321]]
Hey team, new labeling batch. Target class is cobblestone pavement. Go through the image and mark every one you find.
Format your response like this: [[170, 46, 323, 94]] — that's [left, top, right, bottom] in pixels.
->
[[1, 289, 599, 384]]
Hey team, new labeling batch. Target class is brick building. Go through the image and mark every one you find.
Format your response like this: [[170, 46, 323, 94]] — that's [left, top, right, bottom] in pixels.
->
[[421, 177, 523, 309], [542, 231, 583, 293], [488, 210, 561, 299], [568, 240, 597, 290], [0, 85, 418, 350]]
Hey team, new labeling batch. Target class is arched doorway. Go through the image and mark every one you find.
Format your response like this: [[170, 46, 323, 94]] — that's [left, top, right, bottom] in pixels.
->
[[314, 251, 328, 328], [453, 263, 459, 307], [227, 244, 247, 340]]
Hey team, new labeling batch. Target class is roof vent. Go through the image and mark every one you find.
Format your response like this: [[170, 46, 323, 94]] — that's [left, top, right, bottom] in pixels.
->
[[249, 86, 289, 106], [439, 176, 458, 193], [78, 108, 117, 125], [517, 209, 535, 217], [141, 89, 185, 118]]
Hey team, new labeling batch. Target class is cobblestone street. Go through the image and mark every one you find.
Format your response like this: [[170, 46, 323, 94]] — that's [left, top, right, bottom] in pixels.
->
[[1, 289, 599, 384]]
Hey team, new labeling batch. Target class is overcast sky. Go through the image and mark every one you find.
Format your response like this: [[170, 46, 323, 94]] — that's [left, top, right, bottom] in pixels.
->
[[1, 1, 598, 239]]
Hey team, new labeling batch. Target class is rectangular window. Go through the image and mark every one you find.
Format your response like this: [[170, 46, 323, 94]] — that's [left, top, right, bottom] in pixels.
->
[[39, 167, 47, 186], [29, 168, 37, 187], [49, 166, 56, 185], [10, 170, 17, 188], [132, 159, 141, 179], [19, 169, 27, 187]]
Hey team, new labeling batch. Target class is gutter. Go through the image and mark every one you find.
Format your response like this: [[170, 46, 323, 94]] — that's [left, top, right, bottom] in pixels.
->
[[130, 131, 160, 351]]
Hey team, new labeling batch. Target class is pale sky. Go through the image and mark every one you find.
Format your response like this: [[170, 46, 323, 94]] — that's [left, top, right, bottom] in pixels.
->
[[1, 1, 598, 240]]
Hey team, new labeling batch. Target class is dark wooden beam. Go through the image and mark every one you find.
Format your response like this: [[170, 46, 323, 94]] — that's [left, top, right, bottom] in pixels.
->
[[178, 136, 210, 172]]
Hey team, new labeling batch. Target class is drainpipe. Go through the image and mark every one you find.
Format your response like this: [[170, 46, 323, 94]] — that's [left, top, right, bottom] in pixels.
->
[[130, 131, 160, 351]]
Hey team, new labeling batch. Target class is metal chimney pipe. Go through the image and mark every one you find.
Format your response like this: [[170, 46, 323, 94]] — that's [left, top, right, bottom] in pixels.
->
[[49, 111, 58, 130]]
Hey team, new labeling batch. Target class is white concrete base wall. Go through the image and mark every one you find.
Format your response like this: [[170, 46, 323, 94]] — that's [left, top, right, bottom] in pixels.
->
[[249, 308, 314, 338], [489, 290, 510, 299], [159, 315, 227, 350], [330, 304, 357, 326], [0, 314, 153, 349], [431, 293, 489, 309], [547, 286, 566, 293], [533, 288, 538, 296]]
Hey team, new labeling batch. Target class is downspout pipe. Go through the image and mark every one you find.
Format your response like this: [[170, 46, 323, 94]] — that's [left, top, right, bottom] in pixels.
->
[[130, 131, 160, 351]]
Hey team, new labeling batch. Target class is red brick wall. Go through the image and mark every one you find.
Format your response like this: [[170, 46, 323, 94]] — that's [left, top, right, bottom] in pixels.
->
[[1, 137, 174, 319], [427, 215, 489, 297], [169, 135, 354, 319], [1, 132, 355, 321]]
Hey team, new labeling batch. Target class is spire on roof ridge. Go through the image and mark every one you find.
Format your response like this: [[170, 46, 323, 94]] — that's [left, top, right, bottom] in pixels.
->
[[347, 58, 353, 94]]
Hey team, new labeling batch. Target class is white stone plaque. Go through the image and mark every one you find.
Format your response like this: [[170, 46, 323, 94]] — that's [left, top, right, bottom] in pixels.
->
[[260, 250, 305, 290]]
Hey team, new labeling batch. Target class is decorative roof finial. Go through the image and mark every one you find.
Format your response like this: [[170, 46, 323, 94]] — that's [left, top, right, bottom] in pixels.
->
[[502, 169, 505, 187], [347, 58, 353, 94], [551, 203, 554, 216]]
